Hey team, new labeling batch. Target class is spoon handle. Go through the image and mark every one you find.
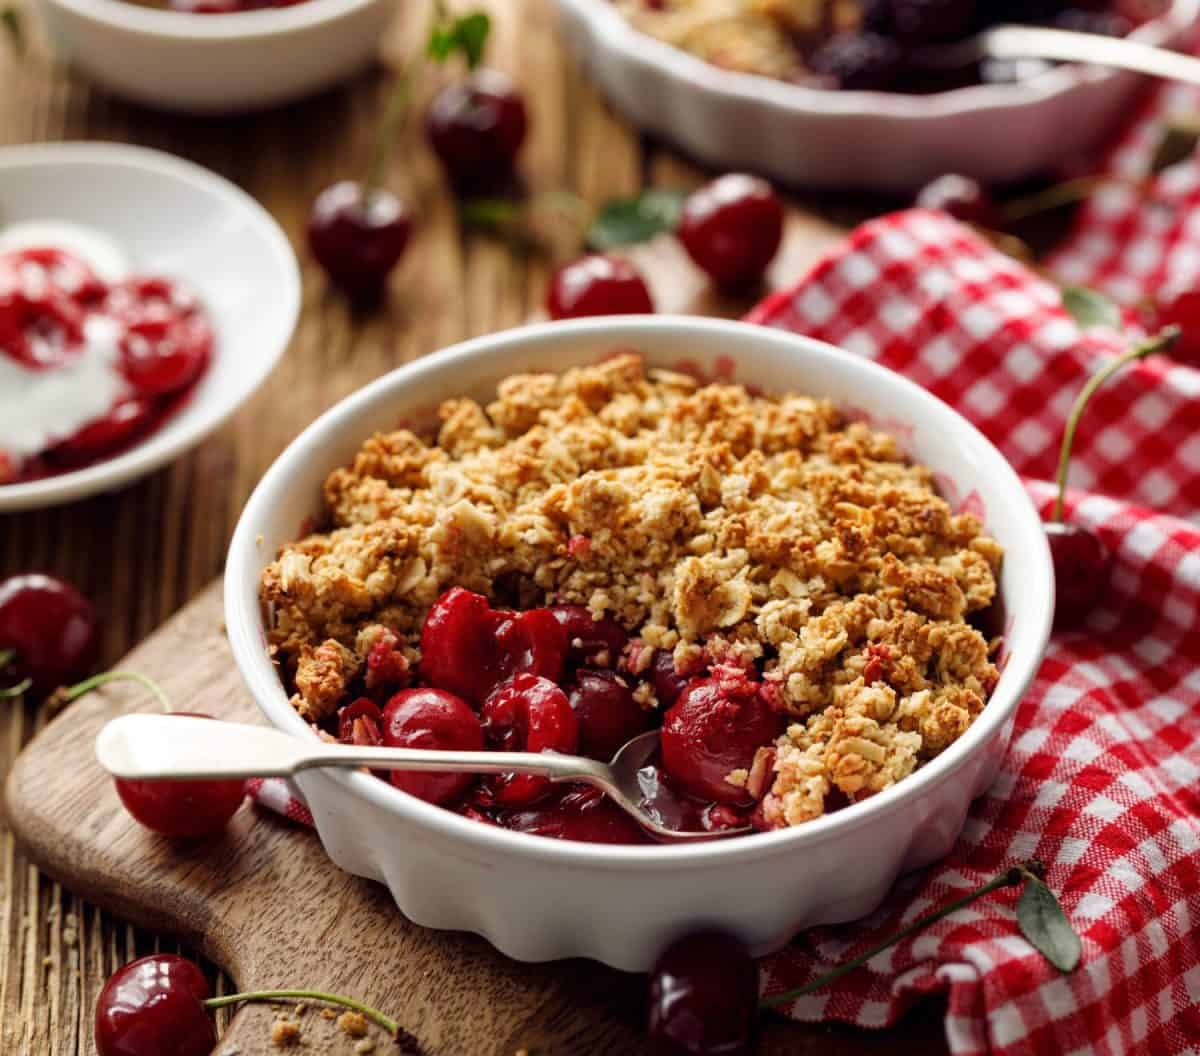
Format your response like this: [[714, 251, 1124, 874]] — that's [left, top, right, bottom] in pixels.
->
[[985, 24, 1200, 86], [95, 714, 609, 784]]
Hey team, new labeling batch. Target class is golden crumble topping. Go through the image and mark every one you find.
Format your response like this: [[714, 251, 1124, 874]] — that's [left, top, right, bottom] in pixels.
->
[[260, 352, 1002, 826]]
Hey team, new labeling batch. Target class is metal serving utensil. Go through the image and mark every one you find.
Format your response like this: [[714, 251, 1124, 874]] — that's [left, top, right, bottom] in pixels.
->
[[915, 23, 1200, 86], [95, 714, 752, 842]]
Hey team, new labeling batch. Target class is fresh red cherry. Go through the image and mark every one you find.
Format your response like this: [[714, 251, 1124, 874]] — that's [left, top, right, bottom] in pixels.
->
[[648, 930, 759, 1056], [115, 713, 246, 837], [502, 784, 651, 844], [481, 673, 579, 805], [915, 174, 1000, 228], [1045, 522, 1110, 631], [0, 573, 98, 695], [105, 278, 213, 397], [426, 69, 528, 193], [651, 650, 704, 710], [382, 687, 484, 804], [47, 398, 155, 463], [678, 174, 784, 290], [1153, 286, 1200, 366], [660, 672, 780, 805], [95, 954, 215, 1056], [549, 604, 628, 668], [419, 588, 566, 703], [546, 254, 654, 320], [308, 180, 412, 300], [568, 669, 651, 762]]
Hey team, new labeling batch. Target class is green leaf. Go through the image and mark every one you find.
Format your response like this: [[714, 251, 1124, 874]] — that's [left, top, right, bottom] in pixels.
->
[[1017, 875, 1082, 973], [586, 189, 687, 251], [1061, 286, 1120, 331], [427, 12, 490, 70], [1149, 117, 1200, 175], [1, 5, 24, 57]]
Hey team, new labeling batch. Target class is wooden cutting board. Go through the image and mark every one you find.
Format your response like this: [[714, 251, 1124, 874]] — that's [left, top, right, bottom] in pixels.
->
[[4, 582, 947, 1056]]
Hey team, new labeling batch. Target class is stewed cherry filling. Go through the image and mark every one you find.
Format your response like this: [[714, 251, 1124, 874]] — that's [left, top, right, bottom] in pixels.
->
[[326, 587, 791, 845], [0, 246, 213, 484]]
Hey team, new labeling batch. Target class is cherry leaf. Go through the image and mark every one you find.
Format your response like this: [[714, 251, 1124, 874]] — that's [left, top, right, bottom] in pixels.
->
[[1062, 286, 1120, 331], [427, 12, 490, 70], [587, 189, 687, 251], [1149, 117, 1200, 175], [1017, 874, 1082, 973], [1, 5, 23, 56]]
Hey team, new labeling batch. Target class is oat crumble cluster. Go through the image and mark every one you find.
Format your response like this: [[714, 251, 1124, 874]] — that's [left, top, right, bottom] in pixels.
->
[[260, 352, 1002, 828]]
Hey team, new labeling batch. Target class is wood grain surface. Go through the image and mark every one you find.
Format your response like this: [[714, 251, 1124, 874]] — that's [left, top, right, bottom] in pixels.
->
[[0, 0, 946, 1052]]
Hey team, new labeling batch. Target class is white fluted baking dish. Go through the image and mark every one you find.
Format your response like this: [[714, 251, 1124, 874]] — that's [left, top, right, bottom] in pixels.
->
[[225, 316, 1053, 971], [554, 0, 1200, 190]]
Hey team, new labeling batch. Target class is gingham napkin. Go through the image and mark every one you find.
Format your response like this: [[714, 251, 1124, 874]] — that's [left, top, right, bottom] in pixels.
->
[[251, 88, 1200, 1055]]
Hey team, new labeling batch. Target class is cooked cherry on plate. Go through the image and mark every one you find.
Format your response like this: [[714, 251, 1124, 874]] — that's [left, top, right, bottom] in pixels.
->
[[0, 244, 214, 485]]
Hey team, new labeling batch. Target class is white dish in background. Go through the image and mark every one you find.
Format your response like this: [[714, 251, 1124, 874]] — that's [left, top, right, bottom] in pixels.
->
[[0, 142, 300, 513], [554, 0, 1200, 191], [225, 316, 1054, 972], [37, 0, 392, 112]]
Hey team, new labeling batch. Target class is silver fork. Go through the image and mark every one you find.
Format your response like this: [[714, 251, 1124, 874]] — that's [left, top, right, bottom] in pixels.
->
[[95, 714, 752, 842]]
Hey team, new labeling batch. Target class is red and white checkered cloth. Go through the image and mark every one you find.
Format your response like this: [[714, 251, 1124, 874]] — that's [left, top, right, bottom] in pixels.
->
[[251, 81, 1200, 1056]]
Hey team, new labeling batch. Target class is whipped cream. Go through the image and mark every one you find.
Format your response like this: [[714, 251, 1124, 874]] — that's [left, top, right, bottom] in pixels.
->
[[0, 315, 130, 462], [0, 221, 129, 282]]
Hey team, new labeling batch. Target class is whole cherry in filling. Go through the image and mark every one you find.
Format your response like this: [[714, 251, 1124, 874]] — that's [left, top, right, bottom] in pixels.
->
[[419, 587, 566, 704], [567, 668, 651, 762], [480, 673, 578, 805], [382, 687, 483, 804], [660, 670, 780, 805], [550, 604, 628, 669], [115, 712, 246, 838], [501, 784, 650, 844]]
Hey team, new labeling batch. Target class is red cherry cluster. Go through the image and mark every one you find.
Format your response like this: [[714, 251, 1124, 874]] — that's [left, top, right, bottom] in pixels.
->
[[320, 587, 782, 844], [0, 248, 212, 478], [547, 173, 784, 320]]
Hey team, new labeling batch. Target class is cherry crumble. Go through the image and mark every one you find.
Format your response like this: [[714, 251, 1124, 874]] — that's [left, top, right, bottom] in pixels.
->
[[260, 354, 1003, 842]]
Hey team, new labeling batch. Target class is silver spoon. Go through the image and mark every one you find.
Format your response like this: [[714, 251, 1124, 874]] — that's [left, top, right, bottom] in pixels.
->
[[95, 714, 752, 842], [915, 23, 1200, 86]]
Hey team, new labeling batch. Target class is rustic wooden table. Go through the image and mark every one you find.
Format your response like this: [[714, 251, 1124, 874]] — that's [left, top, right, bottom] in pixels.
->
[[0, 0, 950, 1051]]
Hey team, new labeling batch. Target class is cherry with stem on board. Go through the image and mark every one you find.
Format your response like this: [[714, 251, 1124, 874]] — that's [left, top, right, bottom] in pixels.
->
[[95, 953, 421, 1056], [1045, 326, 1179, 630], [52, 669, 247, 837], [0, 573, 98, 698]]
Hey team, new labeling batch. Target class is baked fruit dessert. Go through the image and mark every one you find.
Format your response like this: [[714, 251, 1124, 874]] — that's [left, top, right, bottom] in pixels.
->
[[614, 0, 1164, 92], [0, 245, 213, 484], [260, 353, 1003, 842]]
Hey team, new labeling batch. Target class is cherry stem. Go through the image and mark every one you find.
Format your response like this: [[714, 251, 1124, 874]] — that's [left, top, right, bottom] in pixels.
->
[[56, 669, 171, 712], [1000, 175, 1103, 224], [0, 648, 32, 698], [1051, 326, 1180, 523], [203, 989, 407, 1043], [759, 865, 1027, 1010]]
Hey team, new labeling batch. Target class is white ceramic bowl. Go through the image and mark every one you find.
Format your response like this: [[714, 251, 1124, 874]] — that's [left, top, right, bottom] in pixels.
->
[[555, 0, 1200, 190], [38, 0, 392, 112], [225, 316, 1054, 971], [0, 142, 300, 513]]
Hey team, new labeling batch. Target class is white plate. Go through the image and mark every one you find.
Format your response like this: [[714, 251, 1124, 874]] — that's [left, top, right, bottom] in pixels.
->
[[0, 142, 300, 513], [37, 0, 394, 113], [555, 0, 1200, 190]]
